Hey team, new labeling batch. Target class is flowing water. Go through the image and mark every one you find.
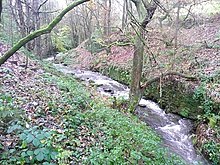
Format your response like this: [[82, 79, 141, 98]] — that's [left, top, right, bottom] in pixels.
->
[[53, 63, 209, 165]]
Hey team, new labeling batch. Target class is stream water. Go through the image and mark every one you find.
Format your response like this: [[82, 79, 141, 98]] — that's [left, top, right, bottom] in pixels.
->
[[53, 63, 209, 165]]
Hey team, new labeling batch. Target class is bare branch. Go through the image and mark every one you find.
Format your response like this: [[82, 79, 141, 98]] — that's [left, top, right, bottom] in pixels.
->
[[141, 72, 198, 90]]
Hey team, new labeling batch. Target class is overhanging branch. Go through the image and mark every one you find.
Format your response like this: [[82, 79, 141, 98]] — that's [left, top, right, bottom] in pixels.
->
[[141, 72, 198, 90]]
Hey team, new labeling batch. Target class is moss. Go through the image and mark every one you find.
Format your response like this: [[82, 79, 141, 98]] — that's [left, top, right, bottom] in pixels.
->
[[144, 79, 203, 119], [99, 65, 131, 85], [99, 65, 204, 119]]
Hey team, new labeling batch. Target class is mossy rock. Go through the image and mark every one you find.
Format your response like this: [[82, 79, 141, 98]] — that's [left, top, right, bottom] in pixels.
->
[[144, 78, 203, 119], [99, 65, 131, 85]]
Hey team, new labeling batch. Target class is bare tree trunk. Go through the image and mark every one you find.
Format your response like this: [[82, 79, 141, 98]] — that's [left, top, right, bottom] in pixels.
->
[[34, 1, 42, 58], [129, 0, 157, 111], [0, 0, 2, 22], [107, 0, 111, 35], [122, 0, 128, 29], [9, 0, 21, 35], [174, 2, 181, 49], [25, 0, 32, 51], [129, 27, 145, 109], [16, 0, 26, 38], [103, 0, 108, 35], [9, 11, 14, 46]]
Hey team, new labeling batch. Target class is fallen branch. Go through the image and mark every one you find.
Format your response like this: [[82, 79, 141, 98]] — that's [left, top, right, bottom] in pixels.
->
[[141, 72, 198, 90], [0, 0, 90, 66]]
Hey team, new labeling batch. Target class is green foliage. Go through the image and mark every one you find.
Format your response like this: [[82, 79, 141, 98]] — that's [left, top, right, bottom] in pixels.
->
[[86, 28, 105, 54], [203, 141, 220, 165], [179, 108, 189, 117], [110, 96, 129, 111], [193, 78, 220, 164], [193, 82, 215, 116], [1, 61, 185, 164], [207, 114, 220, 128], [193, 79, 220, 128], [84, 106, 184, 165], [1, 126, 58, 164], [0, 94, 22, 130], [52, 26, 72, 52], [41, 68, 184, 164], [100, 65, 131, 85]]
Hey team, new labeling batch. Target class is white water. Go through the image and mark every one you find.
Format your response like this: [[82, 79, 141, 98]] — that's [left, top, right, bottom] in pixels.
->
[[53, 63, 209, 165]]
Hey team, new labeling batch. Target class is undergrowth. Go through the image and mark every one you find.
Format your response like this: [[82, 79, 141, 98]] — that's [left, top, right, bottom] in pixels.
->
[[0, 62, 185, 164], [193, 75, 220, 165]]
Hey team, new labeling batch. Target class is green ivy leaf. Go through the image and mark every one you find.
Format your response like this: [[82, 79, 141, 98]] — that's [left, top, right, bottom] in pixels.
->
[[21, 141, 27, 148], [21, 152, 27, 158], [50, 151, 58, 160], [36, 152, 44, 161], [42, 162, 50, 165], [20, 133, 27, 140], [44, 132, 51, 138], [36, 134, 45, 140], [9, 149, 16, 153], [34, 148, 40, 155], [42, 147, 49, 154], [27, 150, 34, 156], [33, 138, 41, 147], [26, 134, 35, 143]]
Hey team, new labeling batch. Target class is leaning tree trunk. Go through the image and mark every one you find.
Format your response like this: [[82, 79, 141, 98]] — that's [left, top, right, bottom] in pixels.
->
[[0, 0, 90, 66]]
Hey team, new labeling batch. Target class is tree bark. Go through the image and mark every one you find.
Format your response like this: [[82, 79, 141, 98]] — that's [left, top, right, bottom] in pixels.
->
[[122, 0, 128, 29], [107, 0, 111, 35], [16, 0, 26, 38], [103, 0, 108, 35], [0, 0, 2, 22], [34, 1, 42, 58], [0, 0, 90, 66], [129, 27, 144, 110], [129, 0, 157, 111]]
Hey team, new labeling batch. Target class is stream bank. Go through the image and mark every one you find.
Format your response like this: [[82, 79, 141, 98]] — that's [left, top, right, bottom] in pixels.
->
[[95, 64, 220, 164], [52, 63, 209, 164], [51, 49, 220, 164]]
